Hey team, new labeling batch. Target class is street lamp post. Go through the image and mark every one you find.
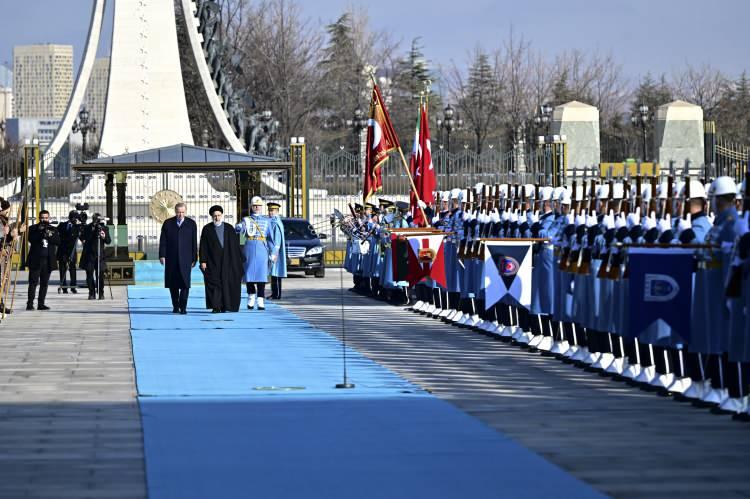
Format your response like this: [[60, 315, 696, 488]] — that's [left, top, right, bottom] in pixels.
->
[[437, 104, 462, 153], [347, 106, 367, 162], [72, 106, 96, 160], [533, 103, 553, 138], [631, 104, 650, 161]]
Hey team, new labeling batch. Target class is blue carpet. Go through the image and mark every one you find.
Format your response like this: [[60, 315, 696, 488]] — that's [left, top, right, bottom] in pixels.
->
[[130, 279, 607, 499]]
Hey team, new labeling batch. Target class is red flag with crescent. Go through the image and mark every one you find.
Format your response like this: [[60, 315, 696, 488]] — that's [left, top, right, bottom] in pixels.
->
[[364, 84, 400, 203]]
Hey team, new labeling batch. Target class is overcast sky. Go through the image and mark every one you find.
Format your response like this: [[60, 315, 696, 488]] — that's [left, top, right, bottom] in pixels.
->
[[1, 0, 748, 84]]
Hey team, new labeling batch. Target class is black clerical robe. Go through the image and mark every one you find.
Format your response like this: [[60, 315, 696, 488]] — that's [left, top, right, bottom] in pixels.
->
[[199, 222, 244, 311]]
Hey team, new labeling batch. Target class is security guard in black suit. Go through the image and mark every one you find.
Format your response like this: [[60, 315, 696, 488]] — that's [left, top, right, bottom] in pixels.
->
[[56, 210, 83, 293], [27, 210, 60, 310]]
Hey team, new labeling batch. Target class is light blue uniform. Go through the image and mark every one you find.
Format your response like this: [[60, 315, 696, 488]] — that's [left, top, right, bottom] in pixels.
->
[[237, 215, 276, 283], [270, 216, 287, 278], [530, 211, 556, 315], [692, 207, 738, 354]]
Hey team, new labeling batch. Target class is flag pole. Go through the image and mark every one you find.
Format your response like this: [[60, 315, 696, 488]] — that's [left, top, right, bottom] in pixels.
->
[[368, 73, 429, 226]]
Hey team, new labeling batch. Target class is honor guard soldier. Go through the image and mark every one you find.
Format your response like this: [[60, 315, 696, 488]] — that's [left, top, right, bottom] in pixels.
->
[[267, 202, 286, 300], [236, 196, 278, 310]]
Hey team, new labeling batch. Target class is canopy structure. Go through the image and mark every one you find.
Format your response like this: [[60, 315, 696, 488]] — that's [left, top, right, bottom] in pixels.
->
[[73, 143, 294, 222]]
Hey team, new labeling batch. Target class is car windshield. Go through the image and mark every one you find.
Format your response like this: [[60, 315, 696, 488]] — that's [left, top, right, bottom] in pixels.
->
[[284, 220, 318, 240]]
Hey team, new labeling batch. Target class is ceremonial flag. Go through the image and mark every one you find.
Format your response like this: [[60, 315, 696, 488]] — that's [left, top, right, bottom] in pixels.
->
[[481, 240, 533, 309], [405, 234, 446, 287], [364, 84, 400, 203], [411, 104, 437, 229], [408, 112, 421, 222], [628, 248, 694, 344]]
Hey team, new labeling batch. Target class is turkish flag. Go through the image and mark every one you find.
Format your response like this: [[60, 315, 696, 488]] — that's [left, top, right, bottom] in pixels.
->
[[364, 84, 400, 203], [410, 104, 436, 227]]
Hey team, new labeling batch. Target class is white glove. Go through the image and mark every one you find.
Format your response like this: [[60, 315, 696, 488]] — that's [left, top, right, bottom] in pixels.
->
[[566, 212, 575, 225], [501, 211, 510, 222], [510, 211, 518, 223], [644, 211, 657, 231], [677, 214, 692, 233], [530, 210, 539, 224], [417, 200, 427, 209], [431, 216, 440, 225], [735, 212, 749, 236], [463, 211, 471, 222], [657, 214, 672, 233], [627, 207, 641, 229], [615, 213, 627, 230], [575, 213, 586, 226], [585, 213, 598, 228], [489, 210, 500, 224], [603, 210, 615, 230], [707, 212, 715, 225]]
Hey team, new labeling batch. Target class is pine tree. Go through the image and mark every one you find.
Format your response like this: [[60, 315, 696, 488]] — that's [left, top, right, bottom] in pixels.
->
[[459, 50, 501, 153]]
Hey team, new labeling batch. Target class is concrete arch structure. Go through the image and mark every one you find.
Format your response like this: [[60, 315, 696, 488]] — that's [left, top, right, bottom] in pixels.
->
[[44, 0, 107, 159]]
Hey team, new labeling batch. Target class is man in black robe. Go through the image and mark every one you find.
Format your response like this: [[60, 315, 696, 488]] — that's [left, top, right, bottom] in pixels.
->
[[199, 205, 243, 313], [159, 203, 198, 314]]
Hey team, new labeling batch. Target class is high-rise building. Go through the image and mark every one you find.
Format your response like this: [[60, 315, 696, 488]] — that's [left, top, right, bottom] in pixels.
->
[[0, 64, 12, 122], [13, 44, 73, 119], [82, 57, 109, 144]]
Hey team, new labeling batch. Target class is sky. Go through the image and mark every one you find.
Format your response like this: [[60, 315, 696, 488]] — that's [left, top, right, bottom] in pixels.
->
[[0, 0, 748, 85]]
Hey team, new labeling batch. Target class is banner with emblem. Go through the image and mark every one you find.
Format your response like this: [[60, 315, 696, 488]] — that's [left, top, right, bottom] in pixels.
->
[[481, 240, 533, 309], [627, 248, 694, 344], [405, 234, 446, 287]]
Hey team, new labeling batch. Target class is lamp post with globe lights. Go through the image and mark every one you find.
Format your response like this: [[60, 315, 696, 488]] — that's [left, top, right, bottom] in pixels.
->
[[631, 104, 651, 161], [72, 107, 96, 160]]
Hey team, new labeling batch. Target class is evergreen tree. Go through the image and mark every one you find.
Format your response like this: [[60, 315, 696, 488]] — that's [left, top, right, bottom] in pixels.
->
[[458, 50, 501, 153]]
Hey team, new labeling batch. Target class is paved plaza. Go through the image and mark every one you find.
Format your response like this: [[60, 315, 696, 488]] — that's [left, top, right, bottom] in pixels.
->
[[0, 269, 748, 498]]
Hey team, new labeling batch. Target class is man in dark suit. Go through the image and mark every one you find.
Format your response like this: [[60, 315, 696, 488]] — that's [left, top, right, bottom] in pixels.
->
[[27, 210, 60, 310], [56, 210, 83, 294], [159, 202, 197, 314], [79, 213, 112, 300]]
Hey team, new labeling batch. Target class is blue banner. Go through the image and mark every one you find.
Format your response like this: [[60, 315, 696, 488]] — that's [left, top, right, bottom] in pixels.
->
[[628, 248, 694, 345]]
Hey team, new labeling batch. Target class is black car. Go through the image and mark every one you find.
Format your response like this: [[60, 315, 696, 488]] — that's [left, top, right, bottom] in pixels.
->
[[282, 218, 326, 278]]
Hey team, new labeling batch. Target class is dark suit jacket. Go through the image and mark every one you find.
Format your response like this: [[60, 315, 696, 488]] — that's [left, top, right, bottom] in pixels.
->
[[27, 223, 60, 271], [79, 224, 112, 269], [159, 216, 198, 289]]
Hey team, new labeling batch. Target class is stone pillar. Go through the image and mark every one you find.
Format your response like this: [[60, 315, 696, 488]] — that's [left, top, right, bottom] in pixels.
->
[[115, 172, 128, 259], [550, 101, 600, 172], [654, 100, 704, 173], [105, 173, 114, 222]]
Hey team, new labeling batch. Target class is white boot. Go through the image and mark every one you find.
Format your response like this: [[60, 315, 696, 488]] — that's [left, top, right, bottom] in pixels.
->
[[247, 293, 256, 310], [257, 296, 265, 310]]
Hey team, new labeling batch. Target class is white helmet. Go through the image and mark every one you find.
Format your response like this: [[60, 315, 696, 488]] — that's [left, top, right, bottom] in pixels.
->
[[680, 180, 706, 200], [524, 184, 536, 199], [560, 190, 572, 206], [474, 182, 485, 194], [498, 184, 509, 197], [573, 185, 584, 201], [612, 183, 624, 199], [641, 185, 652, 201], [596, 184, 610, 199], [656, 182, 669, 200], [251, 195, 264, 206], [450, 188, 462, 201], [553, 186, 565, 201], [710, 176, 737, 197], [539, 186, 554, 201], [440, 191, 450, 202], [461, 189, 469, 202]]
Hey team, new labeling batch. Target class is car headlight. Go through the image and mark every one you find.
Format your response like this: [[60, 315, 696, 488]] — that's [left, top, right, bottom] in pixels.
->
[[306, 246, 323, 256]]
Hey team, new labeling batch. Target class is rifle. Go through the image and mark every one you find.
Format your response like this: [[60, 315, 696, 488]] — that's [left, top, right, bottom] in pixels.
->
[[576, 177, 598, 275], [682, 175, 691, 219], [596, 176, 616, 279], [559, 178, 577, 271], [635, 175, 643, 216], [648, 175, 658, 217]]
